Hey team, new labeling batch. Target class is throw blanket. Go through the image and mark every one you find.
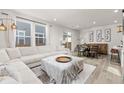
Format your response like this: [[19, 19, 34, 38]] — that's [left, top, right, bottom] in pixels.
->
[[41, 55, 85, 84]]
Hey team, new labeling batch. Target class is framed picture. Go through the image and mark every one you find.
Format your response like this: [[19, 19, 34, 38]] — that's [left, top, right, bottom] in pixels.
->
[[89, 31, 94, 42], [96, 29, 102, 42], [104, 28, 111, 42]]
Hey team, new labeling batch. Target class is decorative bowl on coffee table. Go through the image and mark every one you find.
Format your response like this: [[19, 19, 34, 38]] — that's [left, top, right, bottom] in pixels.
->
[[56, 56, 72, 63]]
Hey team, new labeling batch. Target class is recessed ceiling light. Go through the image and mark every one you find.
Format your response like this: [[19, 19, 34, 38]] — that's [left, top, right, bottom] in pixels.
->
[[114, 20, 118, 23], [93, 21, 96, 24], [114, 9, 119, 13], [53, 18, 57, 21]]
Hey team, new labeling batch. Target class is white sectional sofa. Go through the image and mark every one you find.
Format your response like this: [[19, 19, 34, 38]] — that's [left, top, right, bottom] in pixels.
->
[[6, 46, 70, 67], [0, 46, 70, 84]]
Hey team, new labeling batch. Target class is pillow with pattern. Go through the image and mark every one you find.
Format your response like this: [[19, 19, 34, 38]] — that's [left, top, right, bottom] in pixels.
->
[[0, 63, 21, 83], [0, 63, 9, 77]]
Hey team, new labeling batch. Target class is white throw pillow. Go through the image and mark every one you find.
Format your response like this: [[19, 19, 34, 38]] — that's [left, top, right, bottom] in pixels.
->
[[0, 49, 10, 63], [6, 48, 22, 59]]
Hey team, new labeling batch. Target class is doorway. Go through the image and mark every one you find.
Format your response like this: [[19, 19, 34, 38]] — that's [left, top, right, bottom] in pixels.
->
[[63, 32, 72, 50]]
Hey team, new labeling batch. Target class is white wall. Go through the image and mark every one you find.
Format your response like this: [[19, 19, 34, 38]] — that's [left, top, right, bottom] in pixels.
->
[[80, 24, 123, 54], [0, 10, 80, 51], [47, 24, 80, 51]]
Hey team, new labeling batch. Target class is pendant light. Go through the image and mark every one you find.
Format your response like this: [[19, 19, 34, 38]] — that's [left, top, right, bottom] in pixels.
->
[[0, 20, 7, 31], [11, 23, 16, 29], [0, 12, 16, 31], [117, 25, 123, 32], [116, 10, 124, 33], [11, 18, 16, 30]]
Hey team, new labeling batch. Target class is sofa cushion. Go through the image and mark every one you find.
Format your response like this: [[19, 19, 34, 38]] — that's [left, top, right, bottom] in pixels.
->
[[6, 48, 21, 59], [19, 47, 38, 56], [5, 64, 22, 82], [0, 64, 8, 77], [37, 46, 55, 54], [0, 63, 21, 83], [3, 61, 42, 84], [51, 51, 69, 55], [20, 54, 42, 65], [28, 61, 41, 68], [7, 61, 42, 84], [8, 59, 22, 63], [0, 76, 19, 84], [39, 53, 53, 58], [0, 49, 10, 63]]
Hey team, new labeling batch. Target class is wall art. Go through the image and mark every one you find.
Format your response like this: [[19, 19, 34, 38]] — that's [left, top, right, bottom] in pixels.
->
[[89, 31, 94, 42], [96, 29, 102, 42], [104, 28, 111, 42]]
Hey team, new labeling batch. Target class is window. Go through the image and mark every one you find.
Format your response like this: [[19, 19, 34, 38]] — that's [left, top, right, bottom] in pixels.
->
[[16, 20, 31, 47], [63, 32, 72, 50], [63, 32, 72, 42], [15, 17, 47, 47], [35, 24, 46, 46]]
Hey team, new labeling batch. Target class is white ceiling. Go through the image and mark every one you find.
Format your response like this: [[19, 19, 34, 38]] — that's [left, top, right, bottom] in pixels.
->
[[11, 9, 122, 30]]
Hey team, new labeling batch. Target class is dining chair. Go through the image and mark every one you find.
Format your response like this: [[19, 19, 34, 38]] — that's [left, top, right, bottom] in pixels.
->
[[89, 45, 99, 58]]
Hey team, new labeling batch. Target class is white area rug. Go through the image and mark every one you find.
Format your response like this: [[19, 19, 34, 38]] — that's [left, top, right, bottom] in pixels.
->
[[72, 63, 96, 84], [107, 66, 121, 77]]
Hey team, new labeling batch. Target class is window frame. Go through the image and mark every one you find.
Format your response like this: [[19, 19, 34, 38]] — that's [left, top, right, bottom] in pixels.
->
[[17, 30, 26, 45], [35, 23, 46, 46], [16, 18, 32, 47], [63, 31, 72, 42]]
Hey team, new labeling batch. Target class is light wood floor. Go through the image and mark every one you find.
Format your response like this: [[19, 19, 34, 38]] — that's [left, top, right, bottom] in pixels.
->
[[83, 55, 124, 84], [38, 55, 124, 84]]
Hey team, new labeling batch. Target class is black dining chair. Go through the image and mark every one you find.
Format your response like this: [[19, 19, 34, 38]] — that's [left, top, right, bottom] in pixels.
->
[[89, 45, 99, 58]]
